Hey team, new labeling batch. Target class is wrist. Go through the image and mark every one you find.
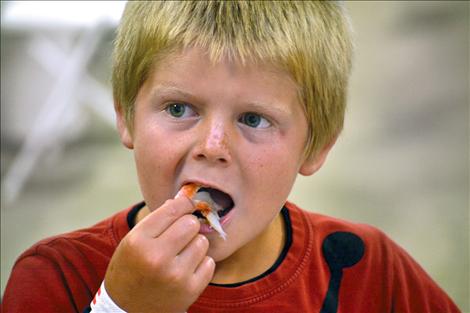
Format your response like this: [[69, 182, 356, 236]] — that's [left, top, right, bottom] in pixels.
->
[[90, 281, 127, 313]]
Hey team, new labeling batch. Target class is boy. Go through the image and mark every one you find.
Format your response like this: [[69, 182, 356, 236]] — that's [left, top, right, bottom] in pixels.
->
[[2, 2, 461, 312]]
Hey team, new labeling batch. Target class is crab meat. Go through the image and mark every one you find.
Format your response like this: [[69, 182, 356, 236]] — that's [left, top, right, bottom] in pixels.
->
[[180, 183, 227, 240]]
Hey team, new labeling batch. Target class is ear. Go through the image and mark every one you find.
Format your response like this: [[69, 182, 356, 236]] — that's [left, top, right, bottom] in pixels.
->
[[299, 136, 338, 176], [114, 101, 134, 149]]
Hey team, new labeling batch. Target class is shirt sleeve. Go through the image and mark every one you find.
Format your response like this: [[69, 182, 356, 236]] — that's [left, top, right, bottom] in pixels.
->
[[390, 241, 461, 313], [2, 254, 83, 313]]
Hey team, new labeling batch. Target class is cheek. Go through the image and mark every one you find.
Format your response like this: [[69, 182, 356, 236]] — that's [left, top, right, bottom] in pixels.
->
[[132, 128, 183, 207], [243, 146, 299, 204], [133, 123, 180, 168]]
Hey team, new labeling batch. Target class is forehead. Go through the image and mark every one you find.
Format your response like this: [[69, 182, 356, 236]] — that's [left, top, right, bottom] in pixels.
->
[[145, 47, 302, 112]]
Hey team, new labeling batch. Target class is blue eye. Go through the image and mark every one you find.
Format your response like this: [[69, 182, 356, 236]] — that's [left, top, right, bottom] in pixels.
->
[[239, 112, 271, 128], [165, 103, 195, 118]]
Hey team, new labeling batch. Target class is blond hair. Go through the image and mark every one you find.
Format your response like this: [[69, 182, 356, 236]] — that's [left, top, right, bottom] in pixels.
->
[[113, 1, 353, 158]]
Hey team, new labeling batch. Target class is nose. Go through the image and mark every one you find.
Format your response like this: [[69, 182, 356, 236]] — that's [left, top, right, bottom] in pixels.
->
[[192, 120, 232, 166]]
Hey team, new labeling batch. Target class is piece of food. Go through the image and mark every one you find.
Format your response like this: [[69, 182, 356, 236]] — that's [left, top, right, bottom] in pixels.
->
[[180, 183, 230, 240]]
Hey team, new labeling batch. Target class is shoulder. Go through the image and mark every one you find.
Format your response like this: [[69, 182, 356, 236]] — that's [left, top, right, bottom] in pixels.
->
[[2, 204, 138, 313], [8, 203, 139, 285], [285, 202, 461, 312], [285, 201, 413, 282], [286, 201, 388, 246]]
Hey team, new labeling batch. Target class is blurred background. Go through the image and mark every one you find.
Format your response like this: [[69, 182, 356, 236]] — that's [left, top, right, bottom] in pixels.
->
[[1, 1, 468, 310]]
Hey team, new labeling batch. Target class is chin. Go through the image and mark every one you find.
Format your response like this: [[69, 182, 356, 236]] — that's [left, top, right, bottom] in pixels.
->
[[206, 238, 240, 262]]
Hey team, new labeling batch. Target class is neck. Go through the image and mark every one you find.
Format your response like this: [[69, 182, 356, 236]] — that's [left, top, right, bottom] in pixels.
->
[[211, 211, 286, 285]]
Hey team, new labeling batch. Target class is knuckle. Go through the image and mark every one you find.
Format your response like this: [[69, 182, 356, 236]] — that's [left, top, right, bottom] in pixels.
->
[[187, 280, 200, 296], [166, 267, 185, 285], [148, 252, 165, 269], [148, 256, 174, 282], [122, 231, 141, 251], [161, 197, 195, 221]]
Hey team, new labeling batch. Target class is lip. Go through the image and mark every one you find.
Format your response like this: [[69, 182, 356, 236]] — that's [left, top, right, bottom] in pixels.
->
[[199, 207, 235, 237]]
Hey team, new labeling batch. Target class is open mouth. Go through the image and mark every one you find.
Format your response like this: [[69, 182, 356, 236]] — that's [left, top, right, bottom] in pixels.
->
[[192, 187, 235, 219], [180, 182, 234, 239]]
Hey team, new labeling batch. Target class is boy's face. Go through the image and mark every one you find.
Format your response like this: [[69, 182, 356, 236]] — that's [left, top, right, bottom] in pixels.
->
[[117, 47, 326, 261]]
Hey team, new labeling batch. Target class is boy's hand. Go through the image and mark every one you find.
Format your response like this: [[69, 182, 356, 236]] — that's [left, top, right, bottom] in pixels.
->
[[104, 195, 215, 313]]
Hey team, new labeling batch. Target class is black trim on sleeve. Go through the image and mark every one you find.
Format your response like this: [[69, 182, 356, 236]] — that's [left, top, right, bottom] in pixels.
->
[[209, 206, 293, 288], [126, 202, 146, 229]]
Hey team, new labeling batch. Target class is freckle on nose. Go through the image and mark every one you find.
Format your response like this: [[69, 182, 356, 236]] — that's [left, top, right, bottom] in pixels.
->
[[221, 133, 229, 149], [208, 130, 228, 148]]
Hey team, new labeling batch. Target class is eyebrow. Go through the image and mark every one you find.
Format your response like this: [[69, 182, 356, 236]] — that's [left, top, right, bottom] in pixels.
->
[[150, 83, 195, 100], [150, 83, 293, 116], [244, 101, 291, 117]]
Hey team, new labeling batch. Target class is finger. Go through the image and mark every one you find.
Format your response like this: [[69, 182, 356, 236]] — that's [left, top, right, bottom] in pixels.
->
[[176, 234, 209, 273], [155, 214, 201, 256], [191, 256, 215, 293], [136, 196, 194, 238]]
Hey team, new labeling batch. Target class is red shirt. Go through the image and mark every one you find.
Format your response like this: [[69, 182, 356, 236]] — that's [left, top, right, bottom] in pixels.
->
[[2, 202, 461, 313]]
